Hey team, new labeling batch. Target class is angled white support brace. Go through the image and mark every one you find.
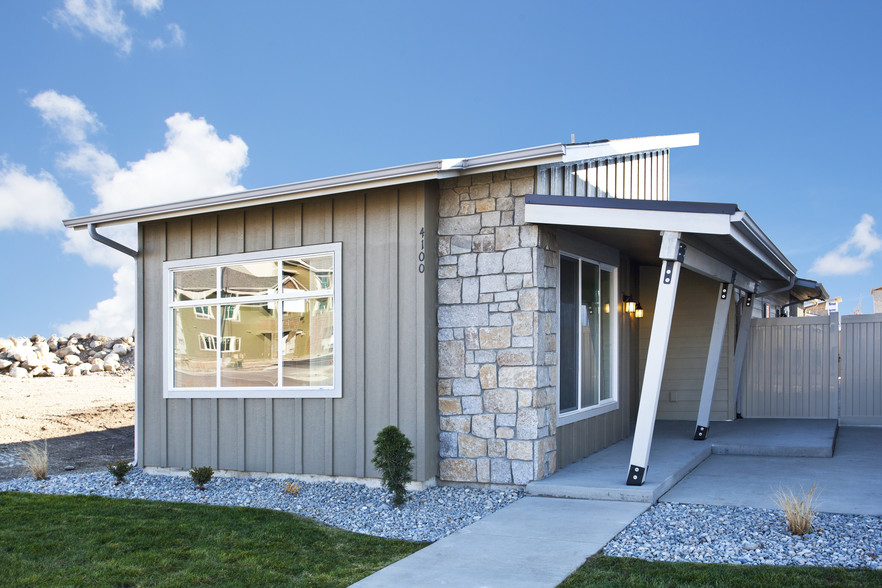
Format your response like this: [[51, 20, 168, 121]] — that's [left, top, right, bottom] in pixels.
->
[[627, 231, 683, 486], [732, 294, 754, 416], [694, 281, 733, 440]]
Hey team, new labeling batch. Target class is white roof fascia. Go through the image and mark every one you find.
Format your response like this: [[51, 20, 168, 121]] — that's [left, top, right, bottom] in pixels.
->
[[65, 161, 449, 230], [560, 133, 699, 163], [524, 202, 732, 235], [728, 211, 797, 278]]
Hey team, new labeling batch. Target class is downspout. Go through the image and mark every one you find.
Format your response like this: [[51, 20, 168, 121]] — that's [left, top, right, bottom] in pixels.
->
[[88, 224, 140, 467], [755, 275, 796, 299]]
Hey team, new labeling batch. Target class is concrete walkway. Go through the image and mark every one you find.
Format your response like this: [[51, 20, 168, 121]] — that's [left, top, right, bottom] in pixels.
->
[[352, 497, 647, 588], [355, 421, 876, 587]]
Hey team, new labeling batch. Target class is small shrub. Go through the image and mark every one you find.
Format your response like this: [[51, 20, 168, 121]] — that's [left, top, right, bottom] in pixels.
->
[[17, 441, 48, 480], [371, 425, 414, 508], [107, 459, 133, 485], [774, 484, 818, 535], [283, 481, 302, 496], [189, 466, 214, 490]]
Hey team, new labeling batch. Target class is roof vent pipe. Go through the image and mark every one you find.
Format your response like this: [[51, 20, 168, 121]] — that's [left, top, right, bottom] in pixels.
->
[[88, 224, 138, 258]]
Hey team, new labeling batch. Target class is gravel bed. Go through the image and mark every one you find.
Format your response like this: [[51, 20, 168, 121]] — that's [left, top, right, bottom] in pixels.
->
[[0, 469, 521, 542], [605, 502, 882, 570]]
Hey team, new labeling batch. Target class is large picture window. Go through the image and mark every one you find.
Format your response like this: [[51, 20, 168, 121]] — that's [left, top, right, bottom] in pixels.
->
[[164, 244, 341, 398], [559, 253, 618, 423]]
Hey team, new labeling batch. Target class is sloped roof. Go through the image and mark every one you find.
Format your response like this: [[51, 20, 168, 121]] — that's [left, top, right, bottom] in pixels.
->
[[63, 133, 698, 230]]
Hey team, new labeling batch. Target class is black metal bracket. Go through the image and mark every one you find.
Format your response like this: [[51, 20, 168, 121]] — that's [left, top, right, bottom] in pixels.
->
[[720, 283, 730, 300], [677, 242, 686, 263], [694, 425, 709, 440], [663, 260, 675, 284], [626, 464, 646, 485], [745, 292, 753, 308]]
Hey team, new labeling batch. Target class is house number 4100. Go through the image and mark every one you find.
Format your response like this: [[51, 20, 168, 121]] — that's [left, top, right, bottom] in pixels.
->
[[418, 227, 425, 273]]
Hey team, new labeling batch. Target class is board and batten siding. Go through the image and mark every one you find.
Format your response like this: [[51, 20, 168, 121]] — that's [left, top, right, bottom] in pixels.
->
[[638, 266, 736, 421], [138, 183, 439, 481], [535, 150, 669, 201]]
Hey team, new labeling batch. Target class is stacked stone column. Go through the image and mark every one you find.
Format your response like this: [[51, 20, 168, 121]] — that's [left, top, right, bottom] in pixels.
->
[[437, 168, 558, 485]]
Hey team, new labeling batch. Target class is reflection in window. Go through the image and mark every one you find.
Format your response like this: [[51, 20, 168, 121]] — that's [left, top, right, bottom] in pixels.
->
[[282, 255, 333, 292], [174, 268, 216, 301], [173, 308, 217, 387], [221, 303, 278, 387], [222, 261, 278, 298], [282, 297, 334, 387], [168, 248, 337, 391]]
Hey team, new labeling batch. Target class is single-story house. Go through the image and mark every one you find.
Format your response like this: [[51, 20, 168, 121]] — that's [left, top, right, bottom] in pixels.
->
[[64, 133, 826, 487]]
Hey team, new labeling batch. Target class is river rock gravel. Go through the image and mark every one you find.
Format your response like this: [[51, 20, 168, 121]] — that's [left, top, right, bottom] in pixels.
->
[[0, 469, 521, 542], [604, 502, 882, 570]]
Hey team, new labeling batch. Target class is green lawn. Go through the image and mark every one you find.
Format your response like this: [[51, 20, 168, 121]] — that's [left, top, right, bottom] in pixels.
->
[[560, 554, 882, 587], [0, 492, 425, 587]]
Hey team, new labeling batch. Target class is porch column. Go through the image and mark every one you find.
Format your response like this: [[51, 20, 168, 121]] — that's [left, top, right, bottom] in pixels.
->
[[627, 231, 683, 486], [694, 281, 733, 440], [732, 293, 754, 417]]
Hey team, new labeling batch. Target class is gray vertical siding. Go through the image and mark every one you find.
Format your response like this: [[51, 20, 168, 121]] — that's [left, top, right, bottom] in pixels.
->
[[840, 314, 882, 425], [740, 315, 838, 419], [535, 151, 669, 201], [138, 183, 438, 481], [638, 267, 736, 421]]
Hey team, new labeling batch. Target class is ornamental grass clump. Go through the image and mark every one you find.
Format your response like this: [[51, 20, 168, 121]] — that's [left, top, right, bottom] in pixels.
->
[[189, 466, 214, 490], [107, 459, 133, 485], [17, 441, 48, 480], [773, 483, 818, 536], [371, 425, 414, 508]]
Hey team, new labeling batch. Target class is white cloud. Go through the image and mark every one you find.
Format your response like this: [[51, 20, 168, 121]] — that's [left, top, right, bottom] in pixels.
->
[[130, 0, 162, 15], [0, 162, 73, 232], [57, 263, 136, 336], [150, 22, 185, 50], [30, 90, 101, 143], [810, 214, 882, 276], [30, 90, 120, 185], [29, 92, 250, 335], [52, 0, 132, 54]]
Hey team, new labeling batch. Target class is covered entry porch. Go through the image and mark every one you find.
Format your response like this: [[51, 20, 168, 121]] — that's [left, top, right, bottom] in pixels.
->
[[525, 195, 827, 486]]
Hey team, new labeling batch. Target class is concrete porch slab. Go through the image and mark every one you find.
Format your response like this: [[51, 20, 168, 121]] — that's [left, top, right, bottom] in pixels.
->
[[526, 419, 838, 502]]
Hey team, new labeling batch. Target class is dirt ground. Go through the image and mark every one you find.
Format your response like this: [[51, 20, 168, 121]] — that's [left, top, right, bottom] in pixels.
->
[[0, 374, 134, 482]]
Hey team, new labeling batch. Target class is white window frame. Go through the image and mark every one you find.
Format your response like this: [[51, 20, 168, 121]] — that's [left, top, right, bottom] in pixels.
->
[[557, 252, 619, 426], [163, 243, 342, 399]]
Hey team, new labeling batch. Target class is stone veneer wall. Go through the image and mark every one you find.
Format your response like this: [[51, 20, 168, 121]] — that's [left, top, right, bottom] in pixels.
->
[[436, 168, 559, 485]]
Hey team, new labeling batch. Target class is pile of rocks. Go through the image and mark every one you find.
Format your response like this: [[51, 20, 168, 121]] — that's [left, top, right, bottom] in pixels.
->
[[0, 334, 135, 378]]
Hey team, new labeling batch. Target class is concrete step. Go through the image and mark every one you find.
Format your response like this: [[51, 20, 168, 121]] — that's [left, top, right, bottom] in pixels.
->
[[526, 419, 838, 503]]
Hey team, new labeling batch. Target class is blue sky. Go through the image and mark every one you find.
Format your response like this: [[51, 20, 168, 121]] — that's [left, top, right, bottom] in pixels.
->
[[1, 1, 880, 336]]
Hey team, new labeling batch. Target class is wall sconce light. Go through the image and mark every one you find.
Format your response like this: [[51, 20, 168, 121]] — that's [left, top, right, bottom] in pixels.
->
[[634, 303, 644, 318], [623, 295, 637, 314]]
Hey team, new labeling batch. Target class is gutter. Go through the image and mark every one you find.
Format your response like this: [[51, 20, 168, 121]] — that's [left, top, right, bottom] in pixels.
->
[[88, 224, 141, 468]]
